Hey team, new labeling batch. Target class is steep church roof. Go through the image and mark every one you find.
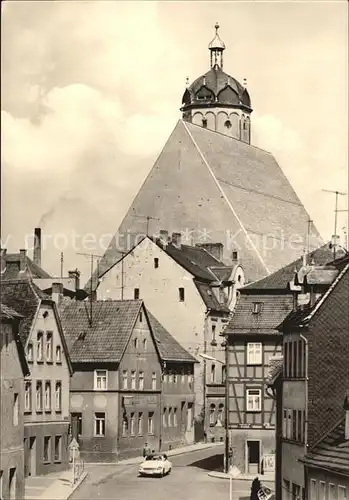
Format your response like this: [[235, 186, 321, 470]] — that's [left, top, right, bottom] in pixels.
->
[[95, 119, 322, 286]]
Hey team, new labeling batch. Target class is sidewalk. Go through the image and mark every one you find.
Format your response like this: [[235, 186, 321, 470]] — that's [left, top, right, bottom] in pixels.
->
[[85, 441, 223, 466], [25, 468, 87, 500], [208, 469, 275, 484]]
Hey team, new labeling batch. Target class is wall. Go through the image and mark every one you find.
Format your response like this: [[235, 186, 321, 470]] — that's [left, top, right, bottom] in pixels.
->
[[97, 238, 207, 416], [307, 467, 349, 499], [281, 441, 305, 490], [190, 107, 251, 142], [0, 321, 25, 499], [229, 428, 276, 475]]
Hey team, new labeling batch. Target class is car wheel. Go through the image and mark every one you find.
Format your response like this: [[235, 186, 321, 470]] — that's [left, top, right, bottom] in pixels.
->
[[161, 468, 165, 477]]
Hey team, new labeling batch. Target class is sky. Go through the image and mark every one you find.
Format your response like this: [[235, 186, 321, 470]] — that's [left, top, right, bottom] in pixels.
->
[[1, 0, 348, 282]]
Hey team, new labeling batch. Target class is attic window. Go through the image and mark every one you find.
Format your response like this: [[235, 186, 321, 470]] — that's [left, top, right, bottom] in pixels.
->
[[78, 331, 87, 340], [224, 120, 232, 129], [154, 258, 159, 269], [179, 288, 185, 302], [232, 251, 238, 260], [252, 302, 262, 315], [134, 288, 140, 300], [43, 311, 49, 318], [139, 311, 143, 322]]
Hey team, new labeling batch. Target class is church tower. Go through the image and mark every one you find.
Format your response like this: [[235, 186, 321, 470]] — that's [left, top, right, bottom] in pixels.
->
[[181, 23, 252, 144]]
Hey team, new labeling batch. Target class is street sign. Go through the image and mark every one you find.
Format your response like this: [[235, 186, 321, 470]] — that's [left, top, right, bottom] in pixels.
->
[[69, 438, 79, 451]]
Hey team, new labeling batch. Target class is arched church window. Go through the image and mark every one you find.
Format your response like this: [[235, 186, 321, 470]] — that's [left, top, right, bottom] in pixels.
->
[[209, 404, 216, 425], [202, 118, 208, 128], [224, 120, 232, 129]]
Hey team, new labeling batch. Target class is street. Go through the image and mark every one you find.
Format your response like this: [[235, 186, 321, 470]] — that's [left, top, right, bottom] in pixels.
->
[[71, 446, 253, 500]]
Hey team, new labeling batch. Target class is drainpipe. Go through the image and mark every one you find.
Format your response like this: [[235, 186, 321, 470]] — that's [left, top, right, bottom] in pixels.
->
[[224, 332, 229, 473], [159, 361, 165, 452], [203, 310, 210, 440], [300, 333, 308, 496]]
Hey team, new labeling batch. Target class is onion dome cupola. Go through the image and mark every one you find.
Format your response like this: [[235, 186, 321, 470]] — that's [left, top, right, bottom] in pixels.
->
[[181, 23, 252, 144]]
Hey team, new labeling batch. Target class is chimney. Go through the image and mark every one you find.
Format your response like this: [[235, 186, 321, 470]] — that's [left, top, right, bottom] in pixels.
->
[[33, 228, 42, 267], [19, 249, 27, 272], [159, 230, 169, 246], [344, 391, 349, 440], [68, 269, 81, 291], [231, 249, 239, 263], [1, 249, 6, 273], [196, 243, 223, 261], [171, 232, 182, 249], [52, 282, 64, 306]]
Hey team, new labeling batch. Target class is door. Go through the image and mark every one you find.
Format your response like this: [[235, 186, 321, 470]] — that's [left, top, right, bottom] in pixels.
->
[[9, 468, 16, 500], [29, 437, 36, 476], [247, 440, 260, 474]]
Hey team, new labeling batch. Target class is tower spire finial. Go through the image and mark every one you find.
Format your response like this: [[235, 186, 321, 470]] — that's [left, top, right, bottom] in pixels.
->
[[208, 22, 226, 69]]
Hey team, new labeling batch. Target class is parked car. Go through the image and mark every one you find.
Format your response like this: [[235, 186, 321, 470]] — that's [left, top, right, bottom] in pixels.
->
[[138, 454, 172, 477], [258, 486, 276, 500]]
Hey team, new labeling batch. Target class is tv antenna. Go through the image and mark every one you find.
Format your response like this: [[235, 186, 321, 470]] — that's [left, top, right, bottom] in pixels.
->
[[133, 214, 160, 236], [77, 252, 103, 326], [322, 189, 347, 259]]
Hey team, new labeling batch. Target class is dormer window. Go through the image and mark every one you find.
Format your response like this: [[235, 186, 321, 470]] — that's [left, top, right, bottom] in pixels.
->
[[252, 302, 262, 314], [154, 258, 159, 269]]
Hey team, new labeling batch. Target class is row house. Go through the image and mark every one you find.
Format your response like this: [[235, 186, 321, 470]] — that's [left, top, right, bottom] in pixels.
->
[[1, 304, 30, 500], [90, 231, 244, 440], [276, 259, 349, 500], [223, 244, 342, 478], [1, 280, 73, 477], [60, 299, 197, 461]]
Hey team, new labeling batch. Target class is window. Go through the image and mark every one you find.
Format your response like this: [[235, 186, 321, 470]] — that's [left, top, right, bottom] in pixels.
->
[[247, 343, 262, 365], [0, 470, 3, 500], [36, 381, 43, 411], [134, 288, 139, 299], [71, 413, 82, 436], [319, 482, 326, 500], [134, 338, 138, 349], [143, 338, 147, 350], [122, 370, 128, 389], [212, 324, 216, 342], [25, 381, 32, 412], [292, 342, 297, 378], [56, 345, 62, 363], [252, 302, 262, 314], [131, 371, 136, 389], [329, 484, 336, 500], [211, 364, 216, 383], [154, 258, 159, 268], [55, 382, 62, 412], [218, 404, 224, 424], [232, 250, 238, 260], [152, 372, 156, 390], [27, 342, 33, 362], [222, 365, 226, 383], [173, 373, 177, 383], [338, 486, 347, 500], [202, 118, 208, 128], [283, 409, 287, 438], [44, 382, 51, 411], [246, 389, 261, 412], [94, 412, 106, 436], [37, 332, 44, 361], [94, 370, 108, 390], [286, 409, 292, 439], [139, 311, 143, 322], [292, 410, 297, 440], [148, 412, 154, 434], [284, 342, 289, 378], [122, 419, 127, 436], [130, 413, 135, 435], [297, 410, 303, 442], [292, 483, 301, 500], [179, 287, 185, 302], [224, 120, 232, 129], [138, 413, 143, 435], [163, 408, 167, 427], [209, 404, 216, 425], [54, 436, 62, 462], [188, 373, 193, 386], [173, 408, 178, 426], [139, 371, 144, 390], [46, 332, 53, 361], [163, 373, 168, 383], [13, 393, 19, 426], [168, 407, 172, 427], [283, 480, 291, 498], [43, 436, 51, 463]]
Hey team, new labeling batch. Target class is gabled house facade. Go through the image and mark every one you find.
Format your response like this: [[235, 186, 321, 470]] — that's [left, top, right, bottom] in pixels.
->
[[1, 280, 73, 477], [1, 304, 30, 500], [278, 260, 349, 500], [60, 299, 197, 461], [92, 232, 244, 441]]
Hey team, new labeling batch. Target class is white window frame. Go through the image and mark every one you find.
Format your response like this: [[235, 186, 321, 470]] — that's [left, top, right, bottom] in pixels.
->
[[138, 413, 143, 435], [37, 332, 44, 361], [329, 483, 336, 500], [247, 342, 262, 365], [319, 481, 326, 500], [94, 370, 108, 391], [94, 412, 106, 437], [27, 342, 33, 362], [139, 371, 144, 390], [24, 381, 32, 412], [168, 407, 172, 427], [143, 338, 147, 350], [55, 345, 62, 363], [338, 486, 347, 500], [211, 364, 216, 383], [163, 408, 167, 428], [131, 371, 136, 390], [122, 419, 127, 436], [209, 404, 216, 425], [151, 372, 157, 390], [54, 435, 62, 462], [148, 412, 154, 435], [130, 413, 135, 435], [46, 332, 53, 362], [44, 382, 51, 411], [55, 381, 62, 411], [246, 388, 261, 412], [173, 408, 177, 426], [36, 381, 43, 411], [13, 393, 19, 426], [0, 470, 3, 500], [122, 370, 128, 389], [310, 479, 317, 500]]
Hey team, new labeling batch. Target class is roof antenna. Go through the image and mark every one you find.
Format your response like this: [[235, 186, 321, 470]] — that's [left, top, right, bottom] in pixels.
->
[[77, 252, 103, 327], [186, 77, 190, 87], [306, 219, 313, 263], [243, 78, 247, 88], [322, 189, 347, 260]]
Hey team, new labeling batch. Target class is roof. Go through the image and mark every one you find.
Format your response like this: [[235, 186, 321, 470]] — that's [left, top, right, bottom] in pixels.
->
[[194, 281, 230, 312], [146, 309, 197, 363], [1, 252, 51, 280], [0, 303, 23, 320], [301, 418, 349, 477], [0, 303, 30, 377], [94, 120, 323, 286], [266, 356, 283, 385], [224, 293, 293, 335], [245, 244, 342, 291], [0, 280, 49, 345], [295, 267, 339, 286]]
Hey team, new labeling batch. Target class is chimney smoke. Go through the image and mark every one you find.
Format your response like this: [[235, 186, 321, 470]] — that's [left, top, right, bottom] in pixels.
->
[[171, 232, 182, 249]]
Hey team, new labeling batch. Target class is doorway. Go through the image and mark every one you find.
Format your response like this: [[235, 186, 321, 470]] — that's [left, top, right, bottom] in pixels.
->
[[9, 468, 16, 500], [246, 440, 260, 474]]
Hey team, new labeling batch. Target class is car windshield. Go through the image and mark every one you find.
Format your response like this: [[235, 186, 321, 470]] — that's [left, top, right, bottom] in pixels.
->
[[145, 455, 162, 461]]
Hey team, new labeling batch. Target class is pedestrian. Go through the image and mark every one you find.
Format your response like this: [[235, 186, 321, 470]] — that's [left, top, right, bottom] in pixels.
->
[[142, 442, 151, 458], [250, 477, 261, 500]]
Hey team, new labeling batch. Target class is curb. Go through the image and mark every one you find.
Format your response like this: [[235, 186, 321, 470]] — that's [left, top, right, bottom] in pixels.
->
[[85, 442, 223, 466], [208, 471, 275, 483], [66, 472, 88, 500]]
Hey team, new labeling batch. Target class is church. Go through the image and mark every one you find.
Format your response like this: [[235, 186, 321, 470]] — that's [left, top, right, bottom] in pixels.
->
[[95, 23, 322, 287]]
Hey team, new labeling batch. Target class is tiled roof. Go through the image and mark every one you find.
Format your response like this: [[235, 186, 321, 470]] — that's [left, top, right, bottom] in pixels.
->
[[295, 266, 339, 286], [146, 309, 197, 363], [266, 356, 283, 385], [1, 253, 51, 280], [94, 119, 322, 286], [194, 280, 230, 312], [224, 293, 293, 335], [0, 302, 30, 377], [0, 303, 23, 320], [60, 300, 142, 363], [0, 280, 49, 345], [301, 419, 349, 477], [244, 245, 343, 291]]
